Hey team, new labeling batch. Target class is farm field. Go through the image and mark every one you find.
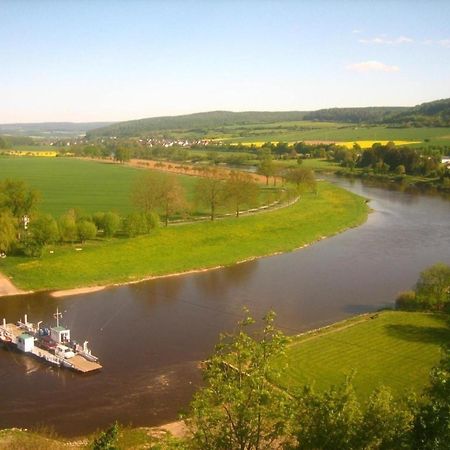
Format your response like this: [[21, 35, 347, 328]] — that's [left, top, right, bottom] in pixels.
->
[[0, 182, 368, 291], [273, 310, 450, 399], [212, 121, 450, 147], [0, 157, 275, 217]]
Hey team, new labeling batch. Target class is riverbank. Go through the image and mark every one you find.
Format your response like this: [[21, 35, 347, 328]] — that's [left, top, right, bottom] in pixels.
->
[[0, 273, 27, 297], [0, 182, 368, 295]]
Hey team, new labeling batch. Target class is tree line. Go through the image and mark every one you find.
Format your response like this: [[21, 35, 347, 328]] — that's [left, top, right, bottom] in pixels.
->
[[1, 167, 296, 257]]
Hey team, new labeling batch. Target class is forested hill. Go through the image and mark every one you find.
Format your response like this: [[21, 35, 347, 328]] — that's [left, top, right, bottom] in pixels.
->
[[303, 107, 408, 124], [86, 98, 450, 138], [303, 98, 450, 126], [86, 111, 307, 138], [384, 98, 450, 127]]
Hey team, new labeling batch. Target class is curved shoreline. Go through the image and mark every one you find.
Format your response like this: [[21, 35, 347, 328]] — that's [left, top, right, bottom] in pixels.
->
[[0, 183, 369, 298]]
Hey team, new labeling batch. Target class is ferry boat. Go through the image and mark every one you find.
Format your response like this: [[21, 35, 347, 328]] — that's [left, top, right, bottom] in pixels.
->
[[0, 308, 102, 373]]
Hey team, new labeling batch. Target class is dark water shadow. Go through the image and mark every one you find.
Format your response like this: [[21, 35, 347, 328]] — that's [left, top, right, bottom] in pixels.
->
[[385, 320, 450, 345]]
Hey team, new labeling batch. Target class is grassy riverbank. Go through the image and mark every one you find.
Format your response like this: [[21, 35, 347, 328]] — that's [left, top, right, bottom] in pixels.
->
[[0, 182, 368, 292], [273, 310, 450, 399]]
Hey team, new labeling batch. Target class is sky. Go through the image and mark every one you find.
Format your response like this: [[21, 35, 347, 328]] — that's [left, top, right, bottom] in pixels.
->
[[1, 0, 450, 123]]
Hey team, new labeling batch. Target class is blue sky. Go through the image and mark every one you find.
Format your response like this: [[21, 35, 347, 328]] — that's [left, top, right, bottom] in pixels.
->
[[1, 0, 450, 122]]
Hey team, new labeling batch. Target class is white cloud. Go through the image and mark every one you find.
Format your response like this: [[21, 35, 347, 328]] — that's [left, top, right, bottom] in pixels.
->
[[346, 61, 400, 73], [438, 39, 450, 48], [359, 35, 413, 45]]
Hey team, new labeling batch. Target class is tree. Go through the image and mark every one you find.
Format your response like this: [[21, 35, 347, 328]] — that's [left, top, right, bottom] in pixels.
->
[[187, 310, 291, 450], [157, 175, 187, 227], [0, 211, 17, 254], [223, 171, 259, 217], [0, 179, 40, 219], [77, 220, 97, 243], [415, 263, 450, 311], [413, 349, 450, 449], [359, 387, 414, 449], [293, 379, 362, 449], [132, 172, 164, 215], [195, 168, 226, 221], [257, 158, 275, 186], [114, 146, 131, 163], [101, 212, 121, 237], [59, 212, 78, 243], [284, 167, 316, 193], [22, 214, 59, 257]]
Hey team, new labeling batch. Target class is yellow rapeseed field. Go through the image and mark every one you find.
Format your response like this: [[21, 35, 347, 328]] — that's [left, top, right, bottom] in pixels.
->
[[339, 140, 420, 149]]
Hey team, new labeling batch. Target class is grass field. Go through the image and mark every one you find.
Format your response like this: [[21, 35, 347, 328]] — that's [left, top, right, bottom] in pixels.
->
[[0, 182, 368, 291], [0, 157, 276, 217], [273, 310, 450, 399], [213, 121, 450, 147]]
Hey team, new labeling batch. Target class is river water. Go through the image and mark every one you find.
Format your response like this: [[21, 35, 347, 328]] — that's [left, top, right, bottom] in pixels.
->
[[0, 177, 449, 436]]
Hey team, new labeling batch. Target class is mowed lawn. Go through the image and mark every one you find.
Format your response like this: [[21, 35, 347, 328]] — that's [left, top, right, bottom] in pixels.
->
[[274, 311, 450, 399], [0, 182, 368, 291]]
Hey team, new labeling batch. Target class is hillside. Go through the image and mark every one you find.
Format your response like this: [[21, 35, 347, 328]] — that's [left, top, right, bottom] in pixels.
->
[[87, 98, 450, 138], [303, 106, 408, 124], [0, 122, 114, 137], [86, 111, 307, 138], [384, 98, 450, 127]]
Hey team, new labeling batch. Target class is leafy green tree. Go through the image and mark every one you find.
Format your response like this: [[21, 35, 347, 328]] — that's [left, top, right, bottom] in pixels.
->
[[114, 146, 131, 163], [194, 168, 226, 221], [293, 378, 362, 450], [77, 220, 97, 243], [187, 310, 291, 450], [359, 387, 415, 449], [257, 157, 275, 186], [284, 168, 316, 193], [101, 212, 121, 237], [415, 263, 450, 311], [413, 349, 450, 449], [0, 211, 17, 254], [59, 212, 78, 243], [395, 290, 419, 311], [0, 179, 40, 219], [124, 211, 159, 237], [223, 171, 259, 217], [22, 214, 59, 257]]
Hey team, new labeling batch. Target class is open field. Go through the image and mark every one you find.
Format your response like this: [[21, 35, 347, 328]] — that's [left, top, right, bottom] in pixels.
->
[[213, 121, 450, 147], [0, 182, 368, 291], [0, 157, 275, 217], [273, 310, 450, 399]]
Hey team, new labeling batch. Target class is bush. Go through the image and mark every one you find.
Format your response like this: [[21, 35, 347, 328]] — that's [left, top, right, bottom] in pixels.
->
[[396, 290, 419, 311], [77, 220, 97, 243]]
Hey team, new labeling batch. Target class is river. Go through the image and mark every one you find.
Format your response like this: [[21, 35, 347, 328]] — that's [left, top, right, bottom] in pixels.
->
[[0, 177, 449, 436]]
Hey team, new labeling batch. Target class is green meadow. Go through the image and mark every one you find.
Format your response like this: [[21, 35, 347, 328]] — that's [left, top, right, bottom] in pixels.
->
[[0, 156, 276, 217], [0, 182, 368, 291], [274, 310, 450, 399]]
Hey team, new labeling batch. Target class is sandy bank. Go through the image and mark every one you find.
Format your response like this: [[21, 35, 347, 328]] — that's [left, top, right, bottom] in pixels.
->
[[50, 285, 106, 298], [0, 272, 27, 297]]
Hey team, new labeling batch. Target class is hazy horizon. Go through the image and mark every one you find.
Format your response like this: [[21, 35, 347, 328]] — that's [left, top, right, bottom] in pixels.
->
[[2, 0, 450, 123]]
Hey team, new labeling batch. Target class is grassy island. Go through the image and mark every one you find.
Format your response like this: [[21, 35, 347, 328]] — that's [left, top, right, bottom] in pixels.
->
[[0, 181, 368, 292]]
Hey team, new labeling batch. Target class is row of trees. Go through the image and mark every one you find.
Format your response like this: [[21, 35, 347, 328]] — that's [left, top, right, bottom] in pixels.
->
[[133, 168, 261, 222], [333, 142, 449, 178], [396, 263, 450, 312]]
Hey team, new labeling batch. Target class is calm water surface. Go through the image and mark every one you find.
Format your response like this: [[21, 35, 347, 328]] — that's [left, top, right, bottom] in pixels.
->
[[0, 177, 449, 436]]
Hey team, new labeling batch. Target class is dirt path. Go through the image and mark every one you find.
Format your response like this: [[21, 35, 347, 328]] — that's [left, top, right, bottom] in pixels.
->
[[0, 272, 26, 297]]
